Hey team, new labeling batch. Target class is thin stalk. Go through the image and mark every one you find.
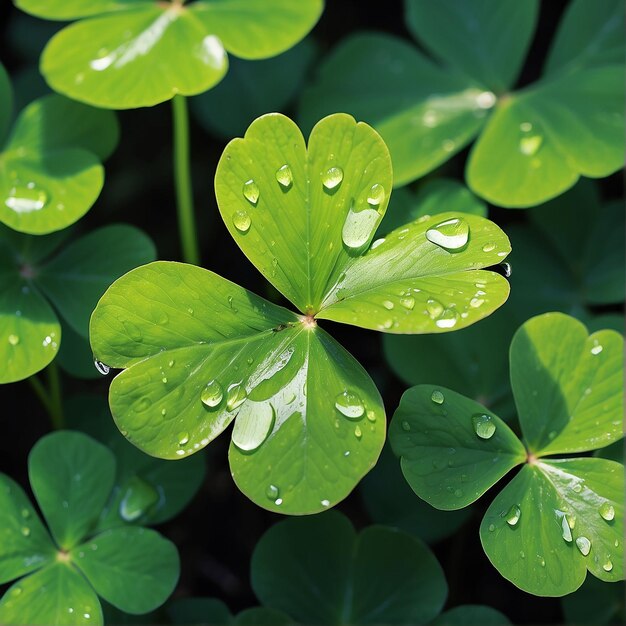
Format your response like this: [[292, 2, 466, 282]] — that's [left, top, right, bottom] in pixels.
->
[[47, 362, 64, 430], [28, 374, 54, 416], [172, 94, 200, 265]]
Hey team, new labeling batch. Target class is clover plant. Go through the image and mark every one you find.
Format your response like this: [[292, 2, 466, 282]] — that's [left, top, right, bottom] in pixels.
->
[[90, 112, 511, 514], [0, 431, 179, 625], [0, 66, 117, 234], [389, 313, 624, 596], [300, 0, 625, 206]]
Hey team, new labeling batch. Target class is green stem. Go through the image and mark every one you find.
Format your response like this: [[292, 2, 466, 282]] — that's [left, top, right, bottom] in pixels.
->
[[28, 362, 64, 430], [28, 374, 53, 416], [172, 94, 200, 265]]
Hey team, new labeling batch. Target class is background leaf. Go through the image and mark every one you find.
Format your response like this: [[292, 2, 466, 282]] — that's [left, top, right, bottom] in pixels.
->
[[432, 604, 511, 626]]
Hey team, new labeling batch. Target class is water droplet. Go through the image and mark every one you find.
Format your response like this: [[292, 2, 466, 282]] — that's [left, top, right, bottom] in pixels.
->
[[335, 390, 365, 419], [469, 297, 485, 308], [370, 238, 385, 250], [321, 499, 330, 507], [382, 300, 394, 310], [399, 296, 415, 311], [177, 432, 189, 446], [575, 536, 591, 556], [201, 380, 223, 408], [118, 476, 159, 522], [342, 206, 380, 250], [476, 91, 496, 109], [275, 164, 292, 188], [599, 502, 615, 521], [472, 413, 496, 439], [454, 489, 463, 497], [5, 184, 49, 213], [21, 508, 30, 519], [242, 179, 259, 204], [506, 505, 521, 526], [520, 134, 543, 156], [367, 183, 385, 206], [500, 262, 512, 278], [94, 360, 109, 375], [232, 401, 274, 452], [354, 425, 362, 439], [556, 511, 572, 542], [426, 217, 470, 251], [168, 360, 175, 368], [366, 410, 376, 422], [572, 483, 583, 493], [21, 527, 30, 537], [233, 210, 251, 232], [435, 308, 458, 329], [226, 382, 247, 411], [603, 559, 613, 572], [8, 334, 19, 346], [266, 485, 279, 500], [322, 166, 343, 190], [401, 420, 411, 432], [482, 242, 496, 252], [488, 524, 495, 532], [431, 390, 445, 404], [274, 498, 283, 505], [539, 556, 546, 568], [591, 342, 603, 355], [426, 298, 444, 319]]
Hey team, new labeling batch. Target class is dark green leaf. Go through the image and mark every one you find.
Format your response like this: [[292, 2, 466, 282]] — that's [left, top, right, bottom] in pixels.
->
[[432, 604, 511, 626]]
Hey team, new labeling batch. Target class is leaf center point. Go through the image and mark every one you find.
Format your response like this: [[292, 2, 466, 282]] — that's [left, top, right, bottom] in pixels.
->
[[300, 314, 317, 329]]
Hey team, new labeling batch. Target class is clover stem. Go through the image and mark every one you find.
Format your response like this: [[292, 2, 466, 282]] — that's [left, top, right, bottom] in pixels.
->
[[172, 94, 200, 265], [27, 362, 64, 429]]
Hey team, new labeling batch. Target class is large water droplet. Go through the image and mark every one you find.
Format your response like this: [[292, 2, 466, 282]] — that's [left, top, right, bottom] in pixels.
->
[[556, 511, 572, 542], [599, 502, 615, 521], [335, 391, 365, 419], [426, 298, 444, 319], [275, 164, 293, 188], [431, 390, 444, 404], [506, 505, 521, 526], [603, 559, 613, 572], [177, 432, 189, 446], [520, 134, 543, 156], [8, 334, 19, 346], [400, 296, 415, 310], [322, 166, 343, 190], [5, 184, 49, 213], [342, 206, 380, 250], [591, 341, 603, 355], [472, 413, 496, 439], [266, 484, 279, 500], [435, 308, 458, 329], [242, 179, 260, 204], [226, 382, 247, 411], [367, 183, 385, 207], [382, 300, 394, 310], [118, 476, 159, 522], [575, 536, 591, 556], [201, 380, 224, 408], [94, 360, 110, 375], [231, 401, 275, 452], [426, 218, 469, 250], [233, 210, 251, 232]]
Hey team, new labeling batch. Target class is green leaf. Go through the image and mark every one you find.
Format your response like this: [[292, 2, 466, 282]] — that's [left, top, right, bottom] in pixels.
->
[[0, 563, 103, 626], [251, 511, 447, 625], [66, 393, 206, 528], [15, 0, 142, 20], [299, 33, 487, 187], [545, 0, 625, 75], [510, 313, 624, 455], [379, 178, 486, 236], [36, 1, 322, 109], [383, 308, 516, 421], [0, 474, 55, 583], [235, 607, 292, 625], [90, 261, 385, 514], [71, 526, 179, 614], [191, 39, 316, 140], [480, 458, 624, 596], [37, 224, 157, 336], [561, 573, 625, 625], [28, 431, 116, 550], [389, 385, 526, 510], [0, 62, 13, 144], [405, 0, 539, 92], [360, 444, 472, 544], [317, 212, 511, 334], [215, 112, 393, 313], [432, 605, 511, 626], [467, 66, 625, 207], [168, 598, 233, 625]]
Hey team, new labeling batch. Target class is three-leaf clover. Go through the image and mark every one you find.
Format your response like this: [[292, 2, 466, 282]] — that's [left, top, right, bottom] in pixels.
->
[[389, 313, 624, 596], [300, 0, 625, 206], [0, 64, 118, 233], [15, 0, 324, 109], [0, 223, 156, 383], [90, 113, 511, 514], [0, 431, 179, 626]]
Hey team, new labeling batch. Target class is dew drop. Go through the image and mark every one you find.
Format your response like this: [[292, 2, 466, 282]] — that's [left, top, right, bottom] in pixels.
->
[[425, 218, 470, 250], [556, 511, 572, 542], [232, 401, 275, 452], [226, 382, 247, 411], [242, 179, 260, 204], [382, 300, 394, 310], [575, 536, 591, 556], [322, 166, 343, 190], [431, 390, 445, 404], [482, 242, 496, 252], [400, 296, 415, 310], [94, 360, 110, 375], [488, 524, 495, 532], [367, 183, 385, 206], [233, 210, 251, 233], [342, 206, 380, 250], [426, 298, 444, 319], [335, 390, 365, 419], [591, 342, 603, 355], [266, 484, 279, 500], [177, 432, 189, 446], [5, 184, 49, 213], [201, 380, 223, 408], [520, 134, 543, 156], [370, 238, 385, 250], [321, 499, 330, 507], [506, 505, 521, 526], [118, 476, 159, 522], [354, 425, 362, 439], [472, 413, 496, 439], [366, 410, 376, 423], [8, 334, 19, 346], [603, 559, 613, 572], [21, 526, 30, 537], [599, 502, 615, 521], [275, 164, 293, 188]]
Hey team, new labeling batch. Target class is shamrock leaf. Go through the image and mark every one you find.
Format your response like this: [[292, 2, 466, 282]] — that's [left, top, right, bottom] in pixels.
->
[[16, 0, 324, 109], [168, 598, 292, 625], [91, 113, 511, 514], [250, 511, 447, 625], [0, 72, 118, 233], [0, 223, 155, 383], [300, 0, 624, 206], [432, 605, 511, 626], [66, 393, 206, 529], [389, 313, 624, 595], [561, 574, 625, 625], [0, 431, 179, 625]]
